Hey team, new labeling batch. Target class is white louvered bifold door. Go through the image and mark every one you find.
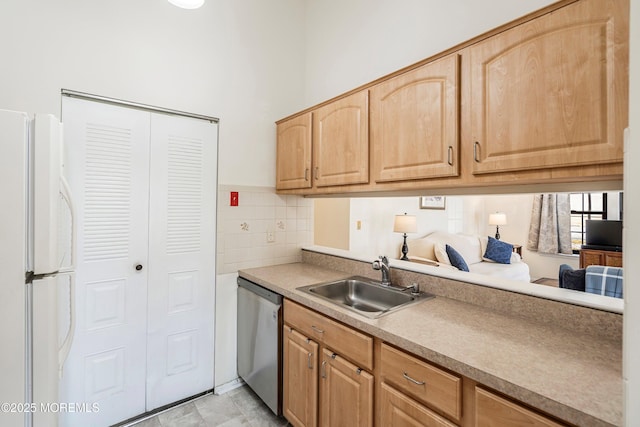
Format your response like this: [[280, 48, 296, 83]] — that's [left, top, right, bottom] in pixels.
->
[[145, 113, 217, 409], [60, 98, 150, 426]]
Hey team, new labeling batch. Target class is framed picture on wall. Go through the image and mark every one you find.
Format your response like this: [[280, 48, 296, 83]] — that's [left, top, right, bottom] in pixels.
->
[[419, 196, 446, 210]]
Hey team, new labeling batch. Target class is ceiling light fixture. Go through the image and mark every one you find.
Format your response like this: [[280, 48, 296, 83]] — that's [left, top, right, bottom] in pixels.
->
[[167, 0, 205, 9]]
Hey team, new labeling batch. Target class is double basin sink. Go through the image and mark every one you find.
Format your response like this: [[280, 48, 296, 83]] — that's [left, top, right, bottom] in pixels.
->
[[297, 276, 433, 318]]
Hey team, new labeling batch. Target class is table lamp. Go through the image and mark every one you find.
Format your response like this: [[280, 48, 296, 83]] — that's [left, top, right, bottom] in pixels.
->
[[489, 212, 507, 240], [394, 213, 417, 261]]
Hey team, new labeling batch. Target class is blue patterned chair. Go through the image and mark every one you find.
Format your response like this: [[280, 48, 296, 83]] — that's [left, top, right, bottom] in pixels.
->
[[558, 264, 623, 298]]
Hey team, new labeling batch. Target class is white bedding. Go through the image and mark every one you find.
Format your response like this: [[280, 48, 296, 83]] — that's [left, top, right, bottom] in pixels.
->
[[468, 259, 531, 282]]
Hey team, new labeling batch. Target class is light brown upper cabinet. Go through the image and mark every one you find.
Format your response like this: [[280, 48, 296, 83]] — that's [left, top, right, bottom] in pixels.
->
[[275, 0, 628, 195], [468, 0, 628, 175], [370, 54, 460, 183], [313, 90, 369, 187], [276, 112, 312, 190], [276, 91, 369, 191]]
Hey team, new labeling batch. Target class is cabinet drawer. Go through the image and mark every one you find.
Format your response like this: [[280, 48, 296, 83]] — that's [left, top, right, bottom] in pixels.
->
[[380, 382, 457, 427], [284, 299, 373, 370], [475, 387, 566, 427], [380, 343, 461, 422]]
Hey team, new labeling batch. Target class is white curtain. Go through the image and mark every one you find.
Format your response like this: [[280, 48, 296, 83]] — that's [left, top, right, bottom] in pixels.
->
[[527, 194, 572, 254]]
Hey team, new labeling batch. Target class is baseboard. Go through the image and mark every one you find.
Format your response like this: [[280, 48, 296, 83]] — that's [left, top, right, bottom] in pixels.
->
[[214, 377, 245, 395]]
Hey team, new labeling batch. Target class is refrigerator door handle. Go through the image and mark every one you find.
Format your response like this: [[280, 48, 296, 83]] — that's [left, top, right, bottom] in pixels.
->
[[58, 272, 76, 378], [58, 175, 76, 272]]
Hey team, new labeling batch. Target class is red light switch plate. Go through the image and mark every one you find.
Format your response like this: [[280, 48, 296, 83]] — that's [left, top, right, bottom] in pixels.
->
[[230, 191, 239, 206]]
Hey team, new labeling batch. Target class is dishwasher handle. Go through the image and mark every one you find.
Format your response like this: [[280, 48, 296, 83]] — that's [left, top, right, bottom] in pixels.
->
[[237, 276, 283, 305]]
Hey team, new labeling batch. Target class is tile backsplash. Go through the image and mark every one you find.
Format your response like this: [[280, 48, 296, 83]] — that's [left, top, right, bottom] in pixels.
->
[[217, 185, 313, 274]]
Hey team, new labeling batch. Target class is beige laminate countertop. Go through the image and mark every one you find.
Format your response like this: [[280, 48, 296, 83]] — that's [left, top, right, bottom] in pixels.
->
[[238, 262, 622, 427]]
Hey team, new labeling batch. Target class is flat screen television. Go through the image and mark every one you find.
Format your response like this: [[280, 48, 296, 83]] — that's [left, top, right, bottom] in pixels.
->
[[583, 219, 623, 251]]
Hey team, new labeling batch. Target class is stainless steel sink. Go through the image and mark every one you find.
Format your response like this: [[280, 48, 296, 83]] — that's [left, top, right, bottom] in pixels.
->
[[297, 276, 433, 318]]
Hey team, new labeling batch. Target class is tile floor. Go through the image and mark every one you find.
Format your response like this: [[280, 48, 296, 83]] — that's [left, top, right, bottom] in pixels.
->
[[130, 386, 289, 427]]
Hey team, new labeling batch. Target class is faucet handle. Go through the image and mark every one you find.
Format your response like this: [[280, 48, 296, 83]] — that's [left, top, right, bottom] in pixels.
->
[[379, 255, 389, 265]]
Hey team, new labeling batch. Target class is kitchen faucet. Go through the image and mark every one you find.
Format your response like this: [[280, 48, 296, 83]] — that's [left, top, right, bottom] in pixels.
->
[[372, 256, 392, 286], [372, 256, 420, 294]]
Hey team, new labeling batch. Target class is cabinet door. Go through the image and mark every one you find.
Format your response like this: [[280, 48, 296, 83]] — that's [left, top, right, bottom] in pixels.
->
[[379, 382, 457, 427], [276, 112, 313, 190], [371, 54, 459, 183], [469, 0, 628, 175], [313, 90, 369, 187], [579, 249, 604, 268], [320, 349, 373, 427], [283, 326, 319, 427], [475, 387, 566, 427], [605, 251, 623, 267]]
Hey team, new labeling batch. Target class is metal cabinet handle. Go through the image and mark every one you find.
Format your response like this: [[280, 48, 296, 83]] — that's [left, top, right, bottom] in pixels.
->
[[314, 167, 319, 180], [135, 264, 143, 271], [473, 141, 481, 163], [403, 372, 425, 385], [308, 352, 313, 369], [304, 168, 309, 181], [321, 361, 327, 378], [448, 146, 454, 166], [311, 325, 324, 334]]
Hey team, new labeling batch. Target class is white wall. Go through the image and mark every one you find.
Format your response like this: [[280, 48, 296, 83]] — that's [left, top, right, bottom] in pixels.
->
[[349, 196, 449, 258], [214, 273, 239, 389], [303, 0, 556, 105], [624, 0, 640, 422], [1, 0, 308, 395], [0, 0, 307, 187], [315, 198, 350, 250]]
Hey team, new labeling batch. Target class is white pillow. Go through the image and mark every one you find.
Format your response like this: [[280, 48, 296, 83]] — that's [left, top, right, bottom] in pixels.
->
[[432, 235, 482, 265], [434, 242, 451, 265], [407, 237, 437, 261], [454, 234, 483, 265]]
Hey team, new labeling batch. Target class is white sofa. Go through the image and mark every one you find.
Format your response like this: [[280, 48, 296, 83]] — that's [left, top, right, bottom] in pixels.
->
[[406, 231, 531, 282]]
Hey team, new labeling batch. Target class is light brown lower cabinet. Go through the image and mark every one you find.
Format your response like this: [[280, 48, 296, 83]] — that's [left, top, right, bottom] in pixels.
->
[[283, 325, 318, 427], [475, 387, 567, 427], [380, 343, 462, 423], [283, 300, 374, 427], [380, 382, 457, 427], [282, 299, 572, 427], [320, 349, 374, 427]]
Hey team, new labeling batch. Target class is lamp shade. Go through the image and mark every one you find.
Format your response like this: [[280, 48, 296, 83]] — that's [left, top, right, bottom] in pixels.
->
[[168, 0, 205, 9], [394, 214, 417, 234], [488, 212, 507, 226]]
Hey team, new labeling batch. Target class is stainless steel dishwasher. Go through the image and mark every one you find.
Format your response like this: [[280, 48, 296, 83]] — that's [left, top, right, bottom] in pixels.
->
[[237, 277, 283, 415]]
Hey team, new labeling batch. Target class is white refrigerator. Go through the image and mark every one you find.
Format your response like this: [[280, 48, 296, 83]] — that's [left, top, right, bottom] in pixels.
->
[[0, 109, 75, 427]]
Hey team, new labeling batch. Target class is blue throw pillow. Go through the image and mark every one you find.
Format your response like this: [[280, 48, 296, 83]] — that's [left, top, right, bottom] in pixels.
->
[[445, 244, 469, 272], [484, 236, 513, 264]]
